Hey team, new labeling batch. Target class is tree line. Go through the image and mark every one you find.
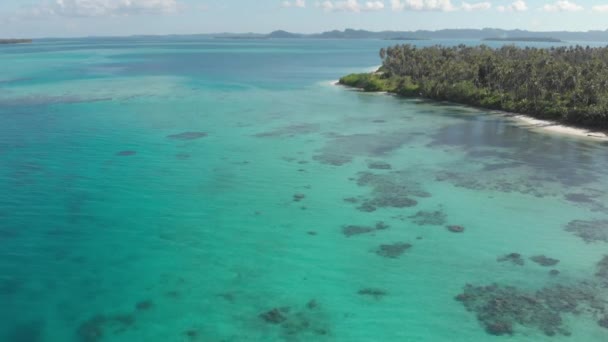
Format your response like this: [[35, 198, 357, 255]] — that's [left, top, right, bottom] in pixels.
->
[[340, 44, 608, 128]]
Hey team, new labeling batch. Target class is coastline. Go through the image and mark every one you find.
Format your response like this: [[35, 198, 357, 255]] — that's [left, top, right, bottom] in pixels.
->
[[498, 113, 608, 141], [334, 71, 608, 141]]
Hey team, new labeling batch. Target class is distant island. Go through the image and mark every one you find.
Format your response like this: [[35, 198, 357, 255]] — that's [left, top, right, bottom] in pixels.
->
[[385, 37, 428, 41], [339, 44, 608, 128], [206, 28, 608, 42], [0, 39, 32, 45], [483, 37, 562, 43]]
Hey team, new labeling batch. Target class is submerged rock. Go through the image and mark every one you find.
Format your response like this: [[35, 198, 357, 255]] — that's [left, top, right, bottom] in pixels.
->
[[293, 193, 306, 202], [530, 255, 560, 267], [358, 288, 388, 299], [375, 242, 412, 258], [447, 225, 465, 233]]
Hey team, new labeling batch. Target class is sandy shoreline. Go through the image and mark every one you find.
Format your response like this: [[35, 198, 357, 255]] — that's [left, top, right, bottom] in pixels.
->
[[495, 112, 608, 141], [331, 71, 608, 141]]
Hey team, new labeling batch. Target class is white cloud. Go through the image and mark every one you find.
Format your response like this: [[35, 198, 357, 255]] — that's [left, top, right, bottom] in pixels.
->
[[391, 0, 456, 12], [363, 1, 386, 10], [592, 4, 608, 12], [316, 0, 385, 12], [497, 0, 527, 12], [461, 1, 491, 11], [282, 0, 307, 8], [541, 0, 583, 12], [20, 0, 182, 18]]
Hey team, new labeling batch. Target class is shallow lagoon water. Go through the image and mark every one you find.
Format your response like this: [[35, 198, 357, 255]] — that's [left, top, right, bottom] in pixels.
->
[[1, 38, 608, 341]]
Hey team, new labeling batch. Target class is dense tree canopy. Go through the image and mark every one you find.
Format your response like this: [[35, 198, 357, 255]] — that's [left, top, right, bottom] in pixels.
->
[[340, 44, 608, 128]]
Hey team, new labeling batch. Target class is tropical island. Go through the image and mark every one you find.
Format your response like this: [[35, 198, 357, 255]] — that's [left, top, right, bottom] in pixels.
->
[[483, 37, 562, 43], [339, 44, 608, 128], [0, 39, 32, 44]]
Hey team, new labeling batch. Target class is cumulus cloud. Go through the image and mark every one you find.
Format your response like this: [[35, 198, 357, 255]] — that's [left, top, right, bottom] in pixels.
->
[[592, 4, 608, 12], [281, 0, 307, 8], [18, 0, 182, 18], [316, 0, 385, 12], [391, 0, 456, 12], [541, 0, 583, 12], [497, 0, 527, 12], [461, 1, 491, 11]]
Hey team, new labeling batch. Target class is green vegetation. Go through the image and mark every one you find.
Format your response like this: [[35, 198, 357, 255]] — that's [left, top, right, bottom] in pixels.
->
[[339, 44, 608, 128], [0, 39, 32, 44]]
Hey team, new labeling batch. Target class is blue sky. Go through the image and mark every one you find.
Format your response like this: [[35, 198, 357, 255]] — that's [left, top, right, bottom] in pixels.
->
[[1, 0, 608, 38]]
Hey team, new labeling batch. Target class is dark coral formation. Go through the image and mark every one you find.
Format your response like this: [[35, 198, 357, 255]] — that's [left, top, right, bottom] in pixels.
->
[[166, 132, 208, 140], [259, 300, 331, 338], [254, 123, 319, 138], [565, 193, 596, 203], [375, 242, 412, 258], [456, 282, 607, 337], [293, 194, 306, 202], [497, 253, 525, 266], [435, 171, 549, 198], [530, 255, 560, 267], [184, 329, 199, 339], [565, 219, 608, 243], [342, 222, 389, 237], [358, 288, 388, 299], [260, 308, 290, 324], [347, 171, 430, 212], [116, 151, 136, 156], [312, 154, 352, 166], [596, 255, 608, 281], [135, 300, 154, 311], [408, 210, 446, 226], [368, 161, 392, 170], [447, 225, 465, 233], [563, 191, 608, 212], [313, 132, 415, 166], [77, 314, 135, 342]]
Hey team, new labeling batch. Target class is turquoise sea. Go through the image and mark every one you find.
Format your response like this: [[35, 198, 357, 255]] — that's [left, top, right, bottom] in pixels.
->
[[1, 38, 608, 341]]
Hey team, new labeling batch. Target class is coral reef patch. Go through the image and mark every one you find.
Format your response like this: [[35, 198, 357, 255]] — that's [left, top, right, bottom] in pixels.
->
[[259, 300, 331, 338], [456, 282, 606, 337], [497, 253, 525, 266], [565, 219, 608, 243], [374, 242, 412, 258]]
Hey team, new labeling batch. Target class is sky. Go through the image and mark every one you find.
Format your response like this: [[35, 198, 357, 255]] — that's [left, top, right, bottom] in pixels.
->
[[1, 0, 608, 38]]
